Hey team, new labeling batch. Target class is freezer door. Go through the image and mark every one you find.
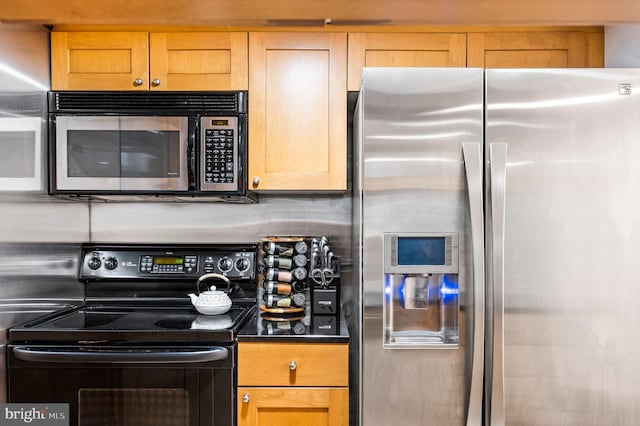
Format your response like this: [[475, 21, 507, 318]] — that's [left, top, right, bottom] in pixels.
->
[[486, 68, 640, 425], [357, 68, 484, 425]]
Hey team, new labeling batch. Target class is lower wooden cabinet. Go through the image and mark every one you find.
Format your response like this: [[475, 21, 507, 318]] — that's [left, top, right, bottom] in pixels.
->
[[237, 387, 349, 426], [237, 342, 349, 425]]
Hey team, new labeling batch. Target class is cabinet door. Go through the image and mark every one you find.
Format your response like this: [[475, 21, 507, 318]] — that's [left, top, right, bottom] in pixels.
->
[[249, 32, 347, 191], [467, 31, 591, 68], [51, 32, 149, 90], [149, 32, 248, 91], [237, 387, 349, 426], [347, 32, 467, 91]]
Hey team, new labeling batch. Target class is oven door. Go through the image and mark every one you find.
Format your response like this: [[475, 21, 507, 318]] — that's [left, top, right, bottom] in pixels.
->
[[0, 117, 43, 191], [8, 344, 234, 426], [52, 115, 190, 193]]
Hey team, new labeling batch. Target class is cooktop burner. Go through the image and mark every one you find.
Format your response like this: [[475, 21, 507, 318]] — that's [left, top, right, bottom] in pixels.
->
[[39, 305, 248, 330], [9, 303, 255, 344]]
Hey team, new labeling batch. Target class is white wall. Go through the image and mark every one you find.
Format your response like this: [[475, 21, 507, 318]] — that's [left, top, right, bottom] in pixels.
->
[[605, 25, 640, 67]]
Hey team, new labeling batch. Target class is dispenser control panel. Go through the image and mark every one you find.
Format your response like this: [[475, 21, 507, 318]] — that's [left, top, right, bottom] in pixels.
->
[[384, 233, 458, 274]]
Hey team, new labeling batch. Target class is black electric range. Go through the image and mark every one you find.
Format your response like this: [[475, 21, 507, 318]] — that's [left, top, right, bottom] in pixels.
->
[[7, 243, 259, 426], [10, 243, 258, 344]]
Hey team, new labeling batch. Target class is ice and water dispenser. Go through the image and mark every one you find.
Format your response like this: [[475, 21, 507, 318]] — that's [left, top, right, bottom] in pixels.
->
[[383, 233, 459, 348]]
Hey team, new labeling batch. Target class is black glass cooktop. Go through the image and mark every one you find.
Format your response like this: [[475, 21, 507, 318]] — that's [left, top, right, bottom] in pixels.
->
[[8, 303, 255, 344]]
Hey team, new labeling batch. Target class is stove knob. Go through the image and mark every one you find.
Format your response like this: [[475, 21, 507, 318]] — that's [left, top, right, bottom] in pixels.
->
[[235, 257, 250, 272], [218, 257, 233, 272], [104, 257, 118, 270], [87, 257, 101, 270]]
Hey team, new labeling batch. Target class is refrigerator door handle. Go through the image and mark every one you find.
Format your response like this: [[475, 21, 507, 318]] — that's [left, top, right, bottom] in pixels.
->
[[489, 143, 508, 426], [462, 142, 484, 426]]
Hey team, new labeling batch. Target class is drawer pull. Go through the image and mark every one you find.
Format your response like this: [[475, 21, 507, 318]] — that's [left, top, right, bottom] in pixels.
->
[[289, 360, 297, 371], [242, 393, 250, 403]]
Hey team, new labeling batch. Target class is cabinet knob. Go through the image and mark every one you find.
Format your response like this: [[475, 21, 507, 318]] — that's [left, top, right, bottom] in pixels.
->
[[242, 393, 250, 403], [252, 177, 260, 187], [152, 78, 161, 86], [133, 78, 143, 86], [289, 360, 297, 371]]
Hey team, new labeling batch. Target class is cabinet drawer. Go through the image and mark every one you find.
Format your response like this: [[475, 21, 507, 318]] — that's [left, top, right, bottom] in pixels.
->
[[238, 342, 348, 387]]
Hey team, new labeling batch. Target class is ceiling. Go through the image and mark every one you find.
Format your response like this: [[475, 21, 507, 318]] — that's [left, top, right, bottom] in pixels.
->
[[0, 0, 639, 27]]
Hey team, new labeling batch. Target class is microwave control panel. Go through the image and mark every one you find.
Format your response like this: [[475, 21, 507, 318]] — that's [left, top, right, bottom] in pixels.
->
[[200, 116, 239, 192]]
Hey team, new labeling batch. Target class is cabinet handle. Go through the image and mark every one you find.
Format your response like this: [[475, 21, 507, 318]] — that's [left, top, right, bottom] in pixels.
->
[[152, 78, 161, 86], [242, 393, 250, 403], [252, 177, 260, 187], [133, 78, 143, 86], [289, 360, 297, 371]]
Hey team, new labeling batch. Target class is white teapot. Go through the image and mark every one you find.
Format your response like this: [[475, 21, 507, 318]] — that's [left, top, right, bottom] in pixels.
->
[[188, 273, 232, 315]]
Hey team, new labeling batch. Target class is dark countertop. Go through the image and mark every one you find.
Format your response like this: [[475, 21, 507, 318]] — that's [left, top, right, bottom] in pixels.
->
[[237, 304, 350, 343]]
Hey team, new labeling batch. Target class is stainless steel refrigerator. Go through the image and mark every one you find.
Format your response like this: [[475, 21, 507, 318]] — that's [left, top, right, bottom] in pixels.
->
[[353, 67, 640, 425]]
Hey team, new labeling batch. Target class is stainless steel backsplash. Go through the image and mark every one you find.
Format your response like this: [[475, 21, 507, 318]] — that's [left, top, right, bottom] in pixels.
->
[[89, 194, 352, 260], [0, 193, 352, 296], [0, 242, 83, 301]]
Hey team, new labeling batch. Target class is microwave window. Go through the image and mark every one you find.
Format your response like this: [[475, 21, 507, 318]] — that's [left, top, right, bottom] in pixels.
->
[[67, 130, 181, 178], [0, 131, 36, 178], [397, 237, 446, 266]]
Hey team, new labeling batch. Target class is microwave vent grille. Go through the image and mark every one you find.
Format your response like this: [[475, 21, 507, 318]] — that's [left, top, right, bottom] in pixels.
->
[[50, 92, 246, 113]]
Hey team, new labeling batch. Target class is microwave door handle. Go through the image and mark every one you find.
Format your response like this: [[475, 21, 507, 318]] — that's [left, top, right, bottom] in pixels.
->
[[12, 347, 228, 364], [489, 143, 508, 426], [462, 142, 485, 426]]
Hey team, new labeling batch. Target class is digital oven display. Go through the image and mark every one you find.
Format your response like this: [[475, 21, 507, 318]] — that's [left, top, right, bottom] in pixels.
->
[[397, 237, 446, 266], [153, 256, 184, 265]]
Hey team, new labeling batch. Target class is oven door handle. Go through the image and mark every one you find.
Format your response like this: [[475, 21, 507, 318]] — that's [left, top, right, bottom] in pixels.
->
[[11, 346, 229, 364]]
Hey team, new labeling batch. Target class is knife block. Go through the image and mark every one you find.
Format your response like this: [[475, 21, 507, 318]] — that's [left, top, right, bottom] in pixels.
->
[[311, 259, 340, 315]]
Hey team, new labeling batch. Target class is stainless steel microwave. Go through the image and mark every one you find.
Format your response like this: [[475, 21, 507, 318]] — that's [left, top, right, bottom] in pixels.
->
[[48, 91, 248, 198]]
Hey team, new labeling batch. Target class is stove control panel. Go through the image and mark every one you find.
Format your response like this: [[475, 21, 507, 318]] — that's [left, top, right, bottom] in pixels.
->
[[79, 245, 256, 281]]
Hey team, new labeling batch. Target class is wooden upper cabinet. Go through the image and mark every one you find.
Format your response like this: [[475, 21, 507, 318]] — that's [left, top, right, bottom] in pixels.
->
[[51, 32, 149, 91], [347, 32, 467, 91], [467, 31, 603, 68], [149, 32, 247, 90], [51, 31, 248, 91], [248, 32, 347, 191]]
